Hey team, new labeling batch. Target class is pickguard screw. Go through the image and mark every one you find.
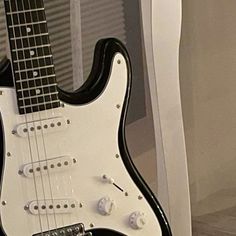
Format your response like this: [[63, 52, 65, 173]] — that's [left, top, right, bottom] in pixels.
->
[[115, 154, 119, 159], [24, 205, 29, 211], [138, 195, 143, 200], [117, 60, 121, 64], [67, 119, 71, 124], [116, 104, 121, 109], [2, 201, 7, 206], [61, 103, 65, 108], [125, 192, 129, 196], [90, 223, 94, 228], [7, 152, 11, 157], [18, 170, 23, 175], [0, 91, 3, 95], [79, 203, 83, 208], [12, 130, 16, 135]]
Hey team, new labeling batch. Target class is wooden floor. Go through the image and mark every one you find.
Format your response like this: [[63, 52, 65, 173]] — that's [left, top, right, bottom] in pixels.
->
[[193, 207, 236, 235]]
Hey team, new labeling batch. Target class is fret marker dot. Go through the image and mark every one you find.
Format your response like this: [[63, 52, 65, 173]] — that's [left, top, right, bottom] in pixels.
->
[[33, 71, 38, 77], [30, 50, 35, 56], [27, 27, 31, 33], [36, 89, 41, 95]]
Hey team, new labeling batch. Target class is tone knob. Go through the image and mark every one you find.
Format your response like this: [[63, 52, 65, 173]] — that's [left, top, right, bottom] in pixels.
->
[[129, 211, 147, 230], [97, 197, 115, 215]]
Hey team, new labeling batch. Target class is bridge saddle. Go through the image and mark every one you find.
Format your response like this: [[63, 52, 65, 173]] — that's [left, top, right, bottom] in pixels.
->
[[33, 223, 92, 236]]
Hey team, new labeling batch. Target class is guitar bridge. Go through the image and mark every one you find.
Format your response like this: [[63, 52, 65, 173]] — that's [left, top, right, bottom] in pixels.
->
[[33, 223, 92, 236]]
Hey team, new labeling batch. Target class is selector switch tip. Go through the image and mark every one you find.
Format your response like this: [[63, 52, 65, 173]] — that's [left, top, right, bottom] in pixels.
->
[[97, 196, 116, 215], [129, 211, 147, 230]]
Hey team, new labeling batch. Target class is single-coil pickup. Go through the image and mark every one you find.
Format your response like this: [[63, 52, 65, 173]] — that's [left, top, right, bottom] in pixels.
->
[[21, 156, 77, 178], [15, 117, 70, 138], [27, 199, 78, 215]]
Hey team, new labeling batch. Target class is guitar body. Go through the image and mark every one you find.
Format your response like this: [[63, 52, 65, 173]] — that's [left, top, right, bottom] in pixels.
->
[[0, 38, 171, 236]]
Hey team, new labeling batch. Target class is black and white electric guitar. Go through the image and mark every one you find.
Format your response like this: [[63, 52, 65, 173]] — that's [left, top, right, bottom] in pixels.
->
[[0, 0, 172, 235]]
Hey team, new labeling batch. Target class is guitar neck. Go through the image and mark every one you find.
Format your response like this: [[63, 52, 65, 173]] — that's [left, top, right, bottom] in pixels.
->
[[4, 0, 60, 114]]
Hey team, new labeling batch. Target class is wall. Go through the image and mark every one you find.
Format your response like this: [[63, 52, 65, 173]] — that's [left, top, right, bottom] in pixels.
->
[[180, 0, 236, 216]]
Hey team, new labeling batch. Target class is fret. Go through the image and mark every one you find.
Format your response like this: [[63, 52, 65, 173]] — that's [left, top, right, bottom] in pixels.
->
[[10, 35, 50, 50], [19, 100, 60, 109], [18, 95, 60, 112], [12, 47, 51, 65], [15, 67, 55, 81], [19, 95, 59, 108], [9, 22, 48, 38], [18, 84, 57, 92], [10, 32, 48, 40], [6, 11, 45, 26], [18, 98, 60, 112], [15, 65, 54, 74], [19, 102, 60, 114], [14, 55, 52, 63], [16, 74, 56, 83], [13, 57, 53, 72], [17, 85, 58, 99], [16, 77, 56, 90], [5, 1, 44, 13], [12, 44, 50, 52], [9, 21, 47, 28], [19, 92, 59, 101], [6, 8, 45, 15]]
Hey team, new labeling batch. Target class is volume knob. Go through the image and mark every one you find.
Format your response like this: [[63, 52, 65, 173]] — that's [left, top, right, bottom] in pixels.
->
[[97, 197, 115, 215], [129, 211, 147, 230]]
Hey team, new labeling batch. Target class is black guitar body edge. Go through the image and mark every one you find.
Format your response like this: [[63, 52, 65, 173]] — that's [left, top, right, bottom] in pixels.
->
[[0, 38, 172, 236]]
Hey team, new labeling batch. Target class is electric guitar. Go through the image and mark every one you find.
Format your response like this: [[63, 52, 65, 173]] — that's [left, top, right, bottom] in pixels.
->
[[0, 0, 172, 235]]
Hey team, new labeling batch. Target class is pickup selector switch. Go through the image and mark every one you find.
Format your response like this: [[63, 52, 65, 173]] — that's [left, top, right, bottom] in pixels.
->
[[97, 197, 115, 215], [129, 211, 147, 230]]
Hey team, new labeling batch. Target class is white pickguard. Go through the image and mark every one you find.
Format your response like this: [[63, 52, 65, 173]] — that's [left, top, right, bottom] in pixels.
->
[[0, 54, 162, 235]]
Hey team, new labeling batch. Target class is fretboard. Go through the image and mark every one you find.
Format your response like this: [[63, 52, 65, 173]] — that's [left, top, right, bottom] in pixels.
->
[[4, 0, 60, 114]]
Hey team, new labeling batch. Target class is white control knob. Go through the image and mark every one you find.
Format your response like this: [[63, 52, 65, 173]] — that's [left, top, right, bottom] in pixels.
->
[[129, 211, 147, 230], [97, 197, 116, 215]]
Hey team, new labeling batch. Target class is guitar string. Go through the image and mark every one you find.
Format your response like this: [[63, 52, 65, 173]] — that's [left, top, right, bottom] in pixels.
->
[[26, 0, 61, 231], [34, 0, 69, 228], [13, 0, 52, 234], [25, 0, 72, 232], [35, 0, 69, 230], [23, 0, 60, 234], [40, 0, 78, 227], [36, 0, 72, 229], [14, 0, 60, 233], [6, 0, 44, 234], [21, 0, 62, 232], [39, 0, 78, 226]]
